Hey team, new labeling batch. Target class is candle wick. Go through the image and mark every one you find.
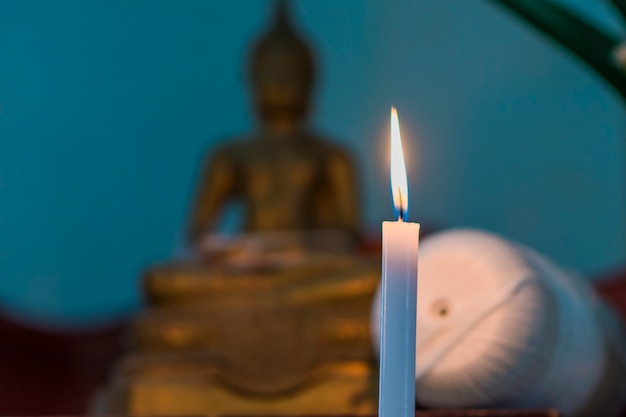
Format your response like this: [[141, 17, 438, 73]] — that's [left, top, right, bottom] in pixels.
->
[[397, 188, 405, 222]]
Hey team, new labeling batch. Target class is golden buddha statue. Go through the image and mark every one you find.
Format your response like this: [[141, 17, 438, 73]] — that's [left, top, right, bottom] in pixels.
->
[[93, 2, 380, 415], [188, 0, 359, 242]]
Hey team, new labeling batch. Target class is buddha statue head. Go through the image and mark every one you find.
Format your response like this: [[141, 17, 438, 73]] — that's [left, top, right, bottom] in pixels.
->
[[250, 0, 315, 134]]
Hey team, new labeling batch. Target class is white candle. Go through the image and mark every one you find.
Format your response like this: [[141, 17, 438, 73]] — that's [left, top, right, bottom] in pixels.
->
[[378, 107, 420, 417]]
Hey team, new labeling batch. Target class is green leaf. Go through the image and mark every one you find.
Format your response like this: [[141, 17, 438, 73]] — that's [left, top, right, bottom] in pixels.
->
[[610, 0, 626, 22], [486, 0, 626, 101]]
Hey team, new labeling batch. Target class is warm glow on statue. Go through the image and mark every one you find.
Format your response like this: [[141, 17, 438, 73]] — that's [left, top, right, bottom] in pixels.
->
[[187, 1, 359, 243]]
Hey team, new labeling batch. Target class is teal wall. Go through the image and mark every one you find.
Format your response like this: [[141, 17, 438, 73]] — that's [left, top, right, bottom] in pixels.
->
[[0, 0, 624, 325]]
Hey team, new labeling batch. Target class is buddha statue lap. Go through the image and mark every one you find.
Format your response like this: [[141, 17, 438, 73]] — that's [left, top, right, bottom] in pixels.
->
[[94, 1, 380, 415]]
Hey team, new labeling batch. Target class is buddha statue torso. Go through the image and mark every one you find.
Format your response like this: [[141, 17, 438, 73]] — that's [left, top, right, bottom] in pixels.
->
[[190, 132, 357, 237]]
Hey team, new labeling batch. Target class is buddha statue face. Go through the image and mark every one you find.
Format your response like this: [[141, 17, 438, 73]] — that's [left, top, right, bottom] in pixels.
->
[[250, 4, 315, 133]]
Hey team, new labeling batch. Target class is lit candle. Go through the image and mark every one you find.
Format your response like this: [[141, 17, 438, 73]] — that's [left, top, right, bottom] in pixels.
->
[[378, 107, 420, 417]]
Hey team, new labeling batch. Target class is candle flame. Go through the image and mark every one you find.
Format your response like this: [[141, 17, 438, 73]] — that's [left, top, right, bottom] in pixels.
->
[[390, 107, 408, 221]]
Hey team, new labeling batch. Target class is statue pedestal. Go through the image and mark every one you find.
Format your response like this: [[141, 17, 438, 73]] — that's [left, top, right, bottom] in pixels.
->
[[98, 360, 375, 415], [94, 251, 381, 416]]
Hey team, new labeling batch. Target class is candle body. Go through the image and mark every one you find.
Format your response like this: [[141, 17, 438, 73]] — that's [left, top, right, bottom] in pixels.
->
[[378, 220, 420, 417]]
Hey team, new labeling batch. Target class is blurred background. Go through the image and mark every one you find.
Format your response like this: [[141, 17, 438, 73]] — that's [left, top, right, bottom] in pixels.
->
[[0, 0, 625, 327]]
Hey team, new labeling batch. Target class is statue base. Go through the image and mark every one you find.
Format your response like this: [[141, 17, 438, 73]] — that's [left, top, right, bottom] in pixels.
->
[[94, 359, 376, 415], [94, 238, 381, 416]]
